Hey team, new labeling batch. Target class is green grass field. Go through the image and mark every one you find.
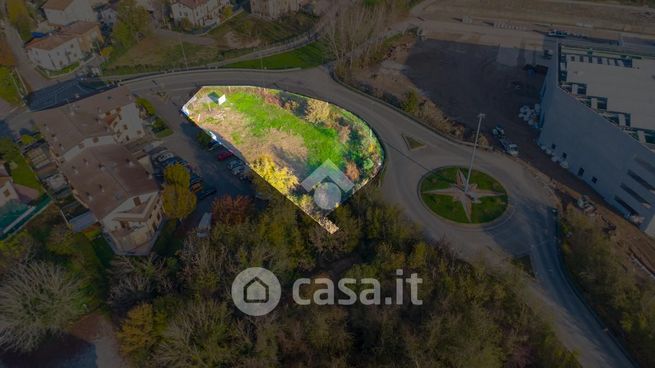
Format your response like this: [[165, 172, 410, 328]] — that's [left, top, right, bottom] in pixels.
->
[[0, 138, 43, 194], [227, 90, 345, 168], [420, 167, 507, 224], [0, 67, 22, 105], [224, 41, 327, 70]]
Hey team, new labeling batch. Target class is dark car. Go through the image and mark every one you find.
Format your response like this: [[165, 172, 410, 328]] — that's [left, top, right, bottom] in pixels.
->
[[197, 186, 217, 200], [216, 149, 234, 161]]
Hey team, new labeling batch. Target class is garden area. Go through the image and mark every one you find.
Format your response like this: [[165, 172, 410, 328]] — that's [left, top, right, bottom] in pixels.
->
[[182, 86, 383, 231], [420, 167, 508, 224]]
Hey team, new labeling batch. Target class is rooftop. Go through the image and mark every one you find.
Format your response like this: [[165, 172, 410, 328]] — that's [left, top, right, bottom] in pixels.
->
[[26, 33, 76, 51], [26, 21, 99, 51], [559, 45, 655, 149], [60, 145, 158, 219], [32, 87, 136, 156]]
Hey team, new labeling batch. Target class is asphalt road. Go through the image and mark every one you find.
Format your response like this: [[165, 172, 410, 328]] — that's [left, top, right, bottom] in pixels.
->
[[120, 67, 635, 367]]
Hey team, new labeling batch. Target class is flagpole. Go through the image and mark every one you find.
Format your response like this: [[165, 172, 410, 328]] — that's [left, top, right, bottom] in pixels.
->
[[465, 113, 485, 194]]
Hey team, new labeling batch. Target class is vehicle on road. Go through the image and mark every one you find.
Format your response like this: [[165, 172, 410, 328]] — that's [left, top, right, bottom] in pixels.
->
[[547, 29, 568, 38], [499, 138, 519, 156]]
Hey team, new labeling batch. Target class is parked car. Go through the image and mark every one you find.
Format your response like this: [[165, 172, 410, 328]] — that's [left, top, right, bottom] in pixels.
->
[[216, 149, 234, 161], [499, 138, 519, 156], [208, 141, 220, 151], [227, 159, 243, 170], [232, 165, 247, 176], [160, 157, 189, 169], [492, 125, 505, 138], [155, 151, 174, 163], [197, 186, 217, 200]]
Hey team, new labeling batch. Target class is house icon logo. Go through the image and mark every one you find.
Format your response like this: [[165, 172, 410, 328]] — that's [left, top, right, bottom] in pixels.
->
[[244, 277, 269, 303], [231, 267, 281, 316]]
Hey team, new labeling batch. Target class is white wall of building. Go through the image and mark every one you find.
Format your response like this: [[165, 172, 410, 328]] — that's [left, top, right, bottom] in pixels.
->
[[171, 0, 226, 28], [27, 38, 83, 71], [44, 0, 96, 26], [539, 52, 655, 236]]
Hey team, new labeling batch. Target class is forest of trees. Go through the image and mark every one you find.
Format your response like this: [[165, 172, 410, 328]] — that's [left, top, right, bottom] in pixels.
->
[[0, 181, 580, 367], [561, 208, 655, 368]]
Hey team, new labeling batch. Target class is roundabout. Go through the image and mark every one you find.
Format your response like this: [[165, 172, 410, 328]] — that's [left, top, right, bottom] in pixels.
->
[[420, 167, 508, 224]]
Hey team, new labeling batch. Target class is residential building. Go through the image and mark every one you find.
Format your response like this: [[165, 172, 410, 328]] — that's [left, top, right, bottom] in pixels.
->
[[42, 0, 96, 27], [26, 21, 102, 71], [60, 145, 164, 254], [33, 87, 162, 254], [538, 43, 655, 236], [33, 86, 146, 162], [26, 34, 83, 71], [171, 0, 228, 28], [250, 0, 300, 19]]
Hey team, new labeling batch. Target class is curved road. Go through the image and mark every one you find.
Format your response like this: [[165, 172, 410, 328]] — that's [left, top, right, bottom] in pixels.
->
[[122, 67, 633, 368]]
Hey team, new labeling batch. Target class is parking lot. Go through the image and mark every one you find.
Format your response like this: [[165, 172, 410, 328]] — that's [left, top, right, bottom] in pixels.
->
[[142, 88, 256, 224]]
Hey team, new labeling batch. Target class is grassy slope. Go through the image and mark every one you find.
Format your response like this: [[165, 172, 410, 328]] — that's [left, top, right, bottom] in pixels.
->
[[224, 41, 327, 69], [421, 167, 507, 223], [227, 91, 345, 168], [0, 67, 21, 105], [0, 138, 43, 194]]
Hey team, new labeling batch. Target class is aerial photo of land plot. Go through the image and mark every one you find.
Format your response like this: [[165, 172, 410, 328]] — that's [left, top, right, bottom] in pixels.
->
[[182, 86, 384, 232]]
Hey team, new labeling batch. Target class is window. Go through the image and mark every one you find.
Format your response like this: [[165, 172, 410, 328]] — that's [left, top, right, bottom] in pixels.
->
[[621, 183, 651, 208], [577, 168, 585, 177], [591, 177, 598, 184], [134, 197, 142, 206], [627, 170, 655, 193], [562, 152, 568, 160], [551, 143, 557, 150]]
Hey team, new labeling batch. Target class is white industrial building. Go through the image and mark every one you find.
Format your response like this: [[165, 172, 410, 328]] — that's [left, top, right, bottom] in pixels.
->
[[539, 44, 655, 236]]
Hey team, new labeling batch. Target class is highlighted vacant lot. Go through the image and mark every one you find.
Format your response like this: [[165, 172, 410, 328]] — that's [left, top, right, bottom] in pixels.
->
[[183, 86, 383, 232]]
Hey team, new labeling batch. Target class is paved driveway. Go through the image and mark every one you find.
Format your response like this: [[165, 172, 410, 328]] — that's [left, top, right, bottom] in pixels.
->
[[142, 88, 253, 223], [122, 68, 633, 368]]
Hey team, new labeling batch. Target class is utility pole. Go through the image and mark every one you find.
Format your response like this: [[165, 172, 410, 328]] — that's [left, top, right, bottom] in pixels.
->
[[464, 113, 485, 194]]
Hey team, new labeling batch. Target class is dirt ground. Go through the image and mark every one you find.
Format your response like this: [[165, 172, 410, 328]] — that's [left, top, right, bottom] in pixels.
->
[[425, 0, 655, 36]]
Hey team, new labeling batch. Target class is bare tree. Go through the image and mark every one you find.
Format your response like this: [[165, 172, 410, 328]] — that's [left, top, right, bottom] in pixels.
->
[[108, 254, 171, 312], [0, 262, 85, 352], [323, 1, 407, 74]]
